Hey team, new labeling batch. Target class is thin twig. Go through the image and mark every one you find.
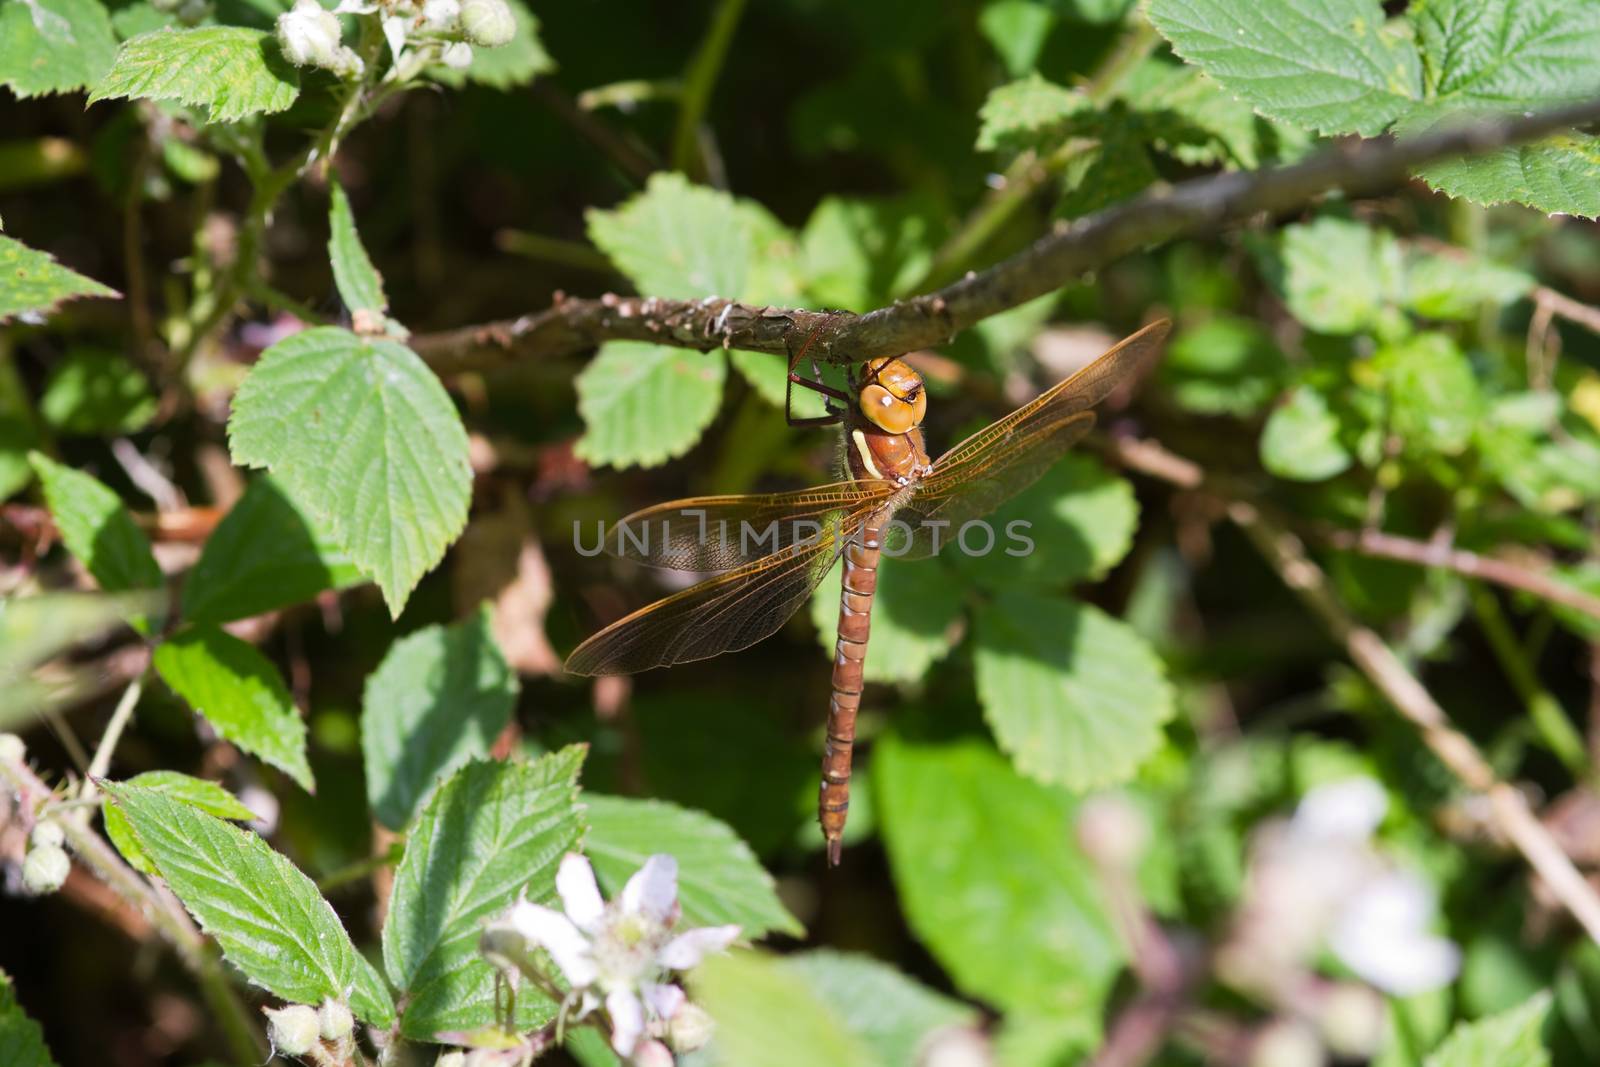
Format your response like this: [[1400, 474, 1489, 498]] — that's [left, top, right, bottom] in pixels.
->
[[410, 97, 1600, 374]]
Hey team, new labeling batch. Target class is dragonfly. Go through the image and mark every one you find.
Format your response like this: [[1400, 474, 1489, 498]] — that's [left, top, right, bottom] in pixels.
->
[[565, 319, 1170, 865]]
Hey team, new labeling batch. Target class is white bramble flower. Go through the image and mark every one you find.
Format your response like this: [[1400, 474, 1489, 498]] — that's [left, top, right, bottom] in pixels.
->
[[459, 0, 515, 47], [276, 0, 343, 68], [491, 853, 739, 1058], [422, 0, 460, 30], [441, 42, 474, 69]]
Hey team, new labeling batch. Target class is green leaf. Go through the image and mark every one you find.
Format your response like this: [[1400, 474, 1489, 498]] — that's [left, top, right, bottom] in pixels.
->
[[978, 0, 1057, 78], [1424, 990, 1551, 1067], [1412, 0, 1600, 109], [0, 970, 56, 1067], [327, 179, 387, 318], [951, 455, 1140, 591], [779, 951, 977, 1065], [89, 27, 299, 123], [584, 794, 803, 939], [1403, 248, 1534, 320], [1115, 58, 1266, 168], [875, 735, 1124, 1013], [38, 349, 156, 435], [181, 475, 365, 626], [1057, 118, 1160, 218], [800, 195, 939, 310], [974, 593, 1173, 789], [587, 172, 751, 300], [0, 0, 116, 98], [1260, 385, 1353, 481], [1276, 216, 1404, 334], [153, 626, 314, 791], [694, 951, 881, 1067], [1373, 332, 1481, 455], [976, 73, 1088, 153], [103, 770, 256, 876], [1161, 314, 1287, 415], [382, 750, 585, 1040], [0, 349, 39, 500], [1407, 109, 1600, 219], [1146, 0, 1422, 136], [29, 452, 161, 593], [429, 0, 552, 90], [573, 342, 726, 470], [227, 327, 472, 616], [102, 781, 395, 1026], [809, 560, 964, 685], [361, 606, 519, 831], [0, 234, 117, 324]]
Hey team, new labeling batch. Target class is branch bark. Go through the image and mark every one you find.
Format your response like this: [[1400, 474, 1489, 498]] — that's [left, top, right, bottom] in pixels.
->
[[412, 97, 1600, 375]]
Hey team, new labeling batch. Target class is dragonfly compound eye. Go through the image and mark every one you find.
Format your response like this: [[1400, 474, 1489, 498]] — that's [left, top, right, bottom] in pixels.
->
[[859, 382, 920, 433]]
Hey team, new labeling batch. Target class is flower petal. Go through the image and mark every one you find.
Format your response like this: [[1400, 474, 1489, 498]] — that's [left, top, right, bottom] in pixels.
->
[[658, 924, 740, 970], [1292, 778, 1387, 842], [641, 982, 686, 1021], [621, 854, 679, 924], [506, 900, 598, 987], [607, 989, 645, 1057], [557, 853, 606, 931]]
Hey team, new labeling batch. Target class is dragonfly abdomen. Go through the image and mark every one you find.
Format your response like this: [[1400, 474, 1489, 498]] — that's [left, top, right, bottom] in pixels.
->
[[820, 511, 888, 866]]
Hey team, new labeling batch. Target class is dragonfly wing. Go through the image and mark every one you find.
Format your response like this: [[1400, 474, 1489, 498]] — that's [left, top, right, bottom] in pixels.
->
[[566, 516, 854, 675], [602, 480, 897, 572]]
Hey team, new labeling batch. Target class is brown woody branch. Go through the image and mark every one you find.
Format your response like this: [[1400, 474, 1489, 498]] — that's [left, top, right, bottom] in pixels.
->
[[412, 98, 1600, 375]]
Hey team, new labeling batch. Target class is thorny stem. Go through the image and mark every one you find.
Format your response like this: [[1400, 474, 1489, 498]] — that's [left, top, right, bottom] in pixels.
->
[[0, 749, 265, 1065], [410, 96, 1600, 374]]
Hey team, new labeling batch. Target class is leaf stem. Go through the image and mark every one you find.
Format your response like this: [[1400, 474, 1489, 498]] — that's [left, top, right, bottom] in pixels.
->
[[1470, 585, 1588, 778], [80, 673, 144, 803]]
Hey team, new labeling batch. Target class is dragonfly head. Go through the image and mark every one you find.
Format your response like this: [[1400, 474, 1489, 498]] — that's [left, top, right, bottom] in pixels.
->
[[856, 356, 927, 434]]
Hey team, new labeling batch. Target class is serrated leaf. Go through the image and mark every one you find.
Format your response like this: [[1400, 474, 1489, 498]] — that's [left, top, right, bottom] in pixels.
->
[[0, 0, 116, 98], [976, 74, 1088, 153], [327, 179, 387, 317], [0, 970, 57, 1067], [694, 951, 881, 1067], [382, 750, 585, 1039], [181, 475, 365, 626], [1412, 0, 1600, 109], [779, 951, 977, 1065], [584, 794, 802, 939], [1116, 58, 1265, 168], [978, 0, 1057, 78], [39, 349, 156, 435], [0, 234, 117, 324], [1410, 118, 1600, 219], [28, 452, 162, 593], [809, 560, 964, 685], [1146, 0, 1422, 136], [361, 606, 519, 831], [89, 27, 299, 123], [1057, 118, 1159, 218], [950, 455, 1140, 591], [1403, 248, 1534, 320], [227, 327, 472, 616], [573, 342, 726, 470], [103, 770, 256, 876], [1373, 332, 1481, 455], [1277, 216, 1404, 334], [429, 0, 552, 90], [587, 172, 751, 299], [1424, 990, 1551, 1067], [800, 195, 940, 310], [1161, 314, 1287, 415], [1260, 385, 1353, 481], [153, 626, 314, 791], [102, 781, 395, 1026], [875, 735, 1123, 1013], [974, 593, 1173, 789]]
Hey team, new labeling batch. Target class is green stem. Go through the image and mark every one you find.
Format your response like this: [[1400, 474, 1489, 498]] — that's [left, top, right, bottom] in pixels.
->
[[79, 674, 143, 802], [671, 0, 748, 176], [1472, 585, 1588, 777], [316, 842, 405, 893]]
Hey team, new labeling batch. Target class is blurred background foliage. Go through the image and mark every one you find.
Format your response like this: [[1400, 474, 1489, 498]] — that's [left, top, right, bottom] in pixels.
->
[[4, 0, 1600, 1064]]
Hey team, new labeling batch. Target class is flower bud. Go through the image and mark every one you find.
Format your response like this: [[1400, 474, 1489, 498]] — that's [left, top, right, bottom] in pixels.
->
[[1315, 983, 1383, 1059], [266, 1004, 321, 1056], [30, 820, 66, 850], [1076, 792, 1149, 871], [441, 42, 474, 69], [276, 0, 343, 69], [666, 1003, 713, 1053], [319, 999, 355, 1040], [0, 733, 25, 764], [435, 1053, 466, 1067], [629, 1039, 674, 1067], [1249, 1019, 1324, 1067], [421, 0, 459, 29], [22, 844, 70, 895], [458, 0, 514, 47]]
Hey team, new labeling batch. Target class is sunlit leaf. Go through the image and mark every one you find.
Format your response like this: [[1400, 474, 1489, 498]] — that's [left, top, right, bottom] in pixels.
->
[[103, 770, 256, 876], [102, 781, 395, 1026], [976, 73, 1088, 153], [584, 794, 802, 939], [1374, 332, 1481, 455], [29, 452, 161, 594], [694, 951, 880, 1067], [39, 349, 156, 435], [0, 969, 57, 1067], [1276, 216, 1403, 335], [0, 234, 117, 324], [1161, 314, 1287, 415], [361, 606, 519, 830], [0, 0, 116, 98], [89, 27, 300, 123], [1260, 385, 1353, 481], [153, 626, 314, 791], [574, 342, 726, 469], [327, 178, 387, 318], [1424, 990, 1551, 1067], [809, 560, 964, 685]]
